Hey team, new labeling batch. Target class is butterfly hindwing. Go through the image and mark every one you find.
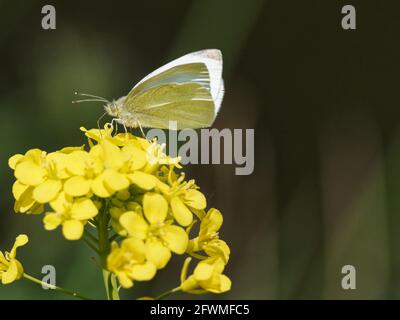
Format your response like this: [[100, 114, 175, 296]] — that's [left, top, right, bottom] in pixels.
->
[[124, 82, 215, 129]]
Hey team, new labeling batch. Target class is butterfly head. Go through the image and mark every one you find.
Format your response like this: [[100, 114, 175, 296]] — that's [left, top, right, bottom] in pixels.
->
[[104, 102, 119, 117], [104, 96, 126, 118]]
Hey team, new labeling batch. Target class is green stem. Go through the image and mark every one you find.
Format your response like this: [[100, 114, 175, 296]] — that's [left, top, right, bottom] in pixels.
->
[[82, 234, 99, 254], [155, 287, 181, 300], [84, 228, 99, 243], [97, 201, 120, 300], [23, 273, 91, 300]]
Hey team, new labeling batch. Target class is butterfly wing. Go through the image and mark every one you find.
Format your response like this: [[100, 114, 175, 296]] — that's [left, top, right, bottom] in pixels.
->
[[122, 49, 224, 129], [125, 81, 215, 129], [128, 49, 224, 114]]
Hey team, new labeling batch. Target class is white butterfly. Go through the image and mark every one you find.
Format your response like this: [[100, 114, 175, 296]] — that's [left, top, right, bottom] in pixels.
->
[[76, 49, 224, 131]]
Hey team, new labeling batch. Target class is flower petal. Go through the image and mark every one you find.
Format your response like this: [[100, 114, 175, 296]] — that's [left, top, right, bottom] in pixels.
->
[[13, 183, 36, 213], [120, 211, 148, 239], [181, 276, 198, 292], [91, 174, 114, 198], [8, 154, 23, 169], [59, 146, 85, 154], [65, 151, 90, 176], [128, 171, 157, 190], [203, 239, 230, 263], [24, 149, 45, 163], [46, 152, 68, 177], [62, 220, 84, 240], [143, 192, 168, 224], [9, 234, 29, 259], [218, 275, 232, 293], [117, 272, 134, 288], [130, 262, 157, 281], [70, 198, 98, 220], [122, 145, 147, 170], [145, 240, 171, 269], [121, 238, 146, 260], [184, 189, 206, 210], [50, 192, 71, 213], [206, 274, 232, 293], [160, 225, 188, 254], [1, 260, 21, 284], [43, 213, 63, 230], [12, 181, 28, 201], [200, 208, 223, 239], [15, 161, 46, 186], [102, 140, 125, 169], [33, 179, 62, 203], [194, 262, 214, 281], [15, 234, 29, 247], [0, 251, 8, 267], [103, 169, 130, 192], [64, 176, 91, 197], [171, 196, 193, 227]]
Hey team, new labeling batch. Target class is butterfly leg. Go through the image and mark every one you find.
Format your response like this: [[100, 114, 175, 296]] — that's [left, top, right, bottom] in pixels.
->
[[122, 121, 128, 134], [137, 122, 147, 140], [97, 112, 108, 130], [115, 119, 128, 142], [110, 118, 119, 134], [132, 114, 147, 140]]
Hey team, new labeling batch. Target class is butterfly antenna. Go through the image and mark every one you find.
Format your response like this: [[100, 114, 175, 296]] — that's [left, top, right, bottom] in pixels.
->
[[72, 99, 108, 104], [73, 92, 110, 104]]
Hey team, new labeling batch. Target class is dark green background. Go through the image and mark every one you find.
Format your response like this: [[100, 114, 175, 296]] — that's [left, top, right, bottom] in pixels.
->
[[1, 0, 400, 299]]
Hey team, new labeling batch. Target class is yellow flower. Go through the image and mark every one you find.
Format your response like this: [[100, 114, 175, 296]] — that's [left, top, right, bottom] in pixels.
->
[[11, 149, 70, 204], [9, 150, 45, 213], [145, 139, 181, 168], [157, 171, 206, 227], [187, 208, 230, 263], [0, 235, 28, 285], [180, 257, 231, 294], [89, 141, 129, 197], [80, 124, 139, 147], [107, 238, 157, 288], [89, 140, 150, 198], [119, 192, 188, 269], [43, 192, 98, 240], [63, 150, 103, 197]]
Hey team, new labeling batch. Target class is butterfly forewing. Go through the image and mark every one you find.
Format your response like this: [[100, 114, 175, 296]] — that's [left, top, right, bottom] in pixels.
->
[[127, 63, 211, 98]]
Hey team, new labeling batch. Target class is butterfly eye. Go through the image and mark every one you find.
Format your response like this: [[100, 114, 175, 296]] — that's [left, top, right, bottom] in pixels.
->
[[112, 104, 119, 113], [105, 104, 116, 115]]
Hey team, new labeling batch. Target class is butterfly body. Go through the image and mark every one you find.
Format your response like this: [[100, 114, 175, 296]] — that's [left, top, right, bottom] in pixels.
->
[[104, 49, 224, 130], [104, 96, 141, 127]]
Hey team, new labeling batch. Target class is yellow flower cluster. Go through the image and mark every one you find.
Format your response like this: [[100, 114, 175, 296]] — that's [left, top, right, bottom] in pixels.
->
[[8, 124, 231, 294]]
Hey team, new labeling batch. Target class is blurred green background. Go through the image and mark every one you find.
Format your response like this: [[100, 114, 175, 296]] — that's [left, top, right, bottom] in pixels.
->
[[1, 0, 400, 299]]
